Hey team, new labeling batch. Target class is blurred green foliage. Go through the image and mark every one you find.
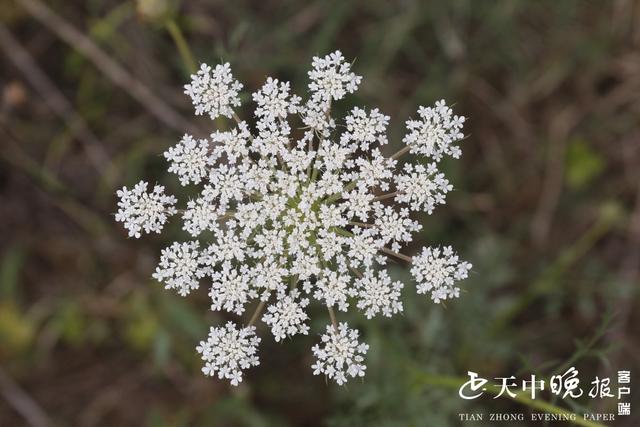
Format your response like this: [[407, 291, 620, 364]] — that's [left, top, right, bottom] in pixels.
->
[[566, 140, 604, 191], [1, 0, 639, 426]]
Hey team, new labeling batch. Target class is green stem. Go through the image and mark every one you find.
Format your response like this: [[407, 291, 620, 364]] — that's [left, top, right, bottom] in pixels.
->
[[248, 300, 266, 327], [333, 227, 412, 262], [324, 180, 358, 204], [349, 221, 373, 228], [165, 19, 197, 74], [491, 207, 620, 333], [332, 227, 353, 238], [390, 145, 411, 160], [327, 305, 338, 331], [380, 246, 413, 263], [374, 191, 400, 201], [310, 166, 319, 182]]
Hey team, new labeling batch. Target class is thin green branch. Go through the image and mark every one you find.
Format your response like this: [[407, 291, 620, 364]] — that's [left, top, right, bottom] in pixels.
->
[[380, 246, 413, 263], [491, 207, 621, 332], [165, 19, 197, 74], [349, 221, 374, 228], [374, 191, 400, 201], [327, 305, 338, 331], [324, 180, 358, 204], [389, 145, 411, 160], [248, 300, 266, 327]]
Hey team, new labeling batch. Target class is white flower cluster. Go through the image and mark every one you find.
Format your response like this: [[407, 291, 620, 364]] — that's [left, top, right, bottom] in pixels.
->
[[411, 246, 472, 303], [184, 63, 242, 119], [262, 289, 310, 342], [395, 163, 452, 214], [197, 322, 260, 386], [164, 135, 212, 185], [355, 270, 403, 319], [116, 51, 472, 386], [403, 100, 466, 161], [312, 323, 368, 385], [152, 241, 203, 296], [115, 181, 177, 238]]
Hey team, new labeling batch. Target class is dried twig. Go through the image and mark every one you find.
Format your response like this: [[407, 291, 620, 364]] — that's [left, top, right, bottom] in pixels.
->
[[0, 367, 54, 427], [530, 107, 579, 246], [0, 23, 114, 184], [16, 0, 197, 135]]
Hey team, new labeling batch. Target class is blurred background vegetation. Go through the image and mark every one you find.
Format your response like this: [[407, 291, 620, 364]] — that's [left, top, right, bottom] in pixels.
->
[[1, 0, 639, 426]]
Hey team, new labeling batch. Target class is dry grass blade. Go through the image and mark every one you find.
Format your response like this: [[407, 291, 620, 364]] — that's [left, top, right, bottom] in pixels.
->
[[16, 0, 197, 135], [0, 23, 114, 184], [0, 367, 54, 427]]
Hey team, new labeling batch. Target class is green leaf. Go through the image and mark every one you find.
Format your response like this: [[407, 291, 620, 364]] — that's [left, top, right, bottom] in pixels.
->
[[0, 246, 25, 300], [565, 139, 604, 190], [0, 302, 35, 355]]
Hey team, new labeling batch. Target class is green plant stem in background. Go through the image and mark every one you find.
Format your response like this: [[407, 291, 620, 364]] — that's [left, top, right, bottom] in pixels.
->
[[248, 300, 266, 327], [165, 19, 197, 74], [390, 145, 411, 160], [413, 372, 607, 427], [491, 203, 623, 333], [327, 305, 338, 330]]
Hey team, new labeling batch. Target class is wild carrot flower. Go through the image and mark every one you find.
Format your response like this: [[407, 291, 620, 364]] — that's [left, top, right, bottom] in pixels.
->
[[311, 322, 368, 385], [184, 63, 242, 119], [115, 181, 176, 238], [197, 322, 260, 386], [116, 51, 472, 386]]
